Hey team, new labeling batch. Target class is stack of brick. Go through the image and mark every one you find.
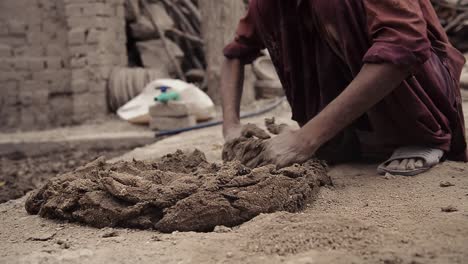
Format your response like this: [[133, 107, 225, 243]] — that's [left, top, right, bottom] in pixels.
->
[[64, 0, 127, 123], [149, 102, 196, 131], [0, 0, 128, 132], [0, 0, 72, 130]]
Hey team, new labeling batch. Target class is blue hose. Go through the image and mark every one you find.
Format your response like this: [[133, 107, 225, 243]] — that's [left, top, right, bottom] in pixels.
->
[[155, 97, 286, 137]]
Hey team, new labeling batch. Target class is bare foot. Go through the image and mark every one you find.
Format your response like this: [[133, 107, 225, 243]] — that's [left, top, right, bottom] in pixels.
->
[[385, 158, 425, 171], [378, 147, 444, 176]]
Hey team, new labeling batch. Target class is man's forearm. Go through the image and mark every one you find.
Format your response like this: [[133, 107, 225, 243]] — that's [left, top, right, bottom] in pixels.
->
[[299, 63, 411, 150], [221, 58, 244, 126]]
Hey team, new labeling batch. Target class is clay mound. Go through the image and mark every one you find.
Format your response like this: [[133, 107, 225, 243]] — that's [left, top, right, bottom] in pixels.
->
[[25, 150, 330, 233]]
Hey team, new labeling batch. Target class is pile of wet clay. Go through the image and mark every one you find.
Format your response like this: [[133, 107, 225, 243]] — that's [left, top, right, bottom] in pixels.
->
[[26, 120, 331, 233]]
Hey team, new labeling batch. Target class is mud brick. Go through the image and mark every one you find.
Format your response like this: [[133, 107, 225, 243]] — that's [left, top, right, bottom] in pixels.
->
[[0, 36, 26, 47], [117, 54, 127, 65], [26, 20, 41, 31], [70, 56, 87, 68], [20, 106, 37, 129], [34, 105, 51, 128], [8, 20, 27, 36], [0, 71, 30, 81], [42, 23, 68, 42], [98, 30, 115, 44], [112, 55, 124, 65], [87, 91, 108, 114], [94, 17, 118, 30], [22, 80, 39, 91], [150, 115, 196, 131], [13, 46, 45, 57], [66, 17, 83, 27], [72, 109, 90, 123], [71, 79, 89, 93], [28, 58, 47, 71], [87, 52, 103, 66], [96, 44, 112, 55], [12, 58, 28, 70], [32, 86, 50, 105], [55, 70, 71, 82], [26, 13, 42, 26], [32, 70, 60, 82], [69, 45, 95, 56], [113, 19, 126, 31], [0, 106, 20, 128], [3, 81, 19, 106], [63, 0, 93, 4], [0, 22, 8, 36], [19, 86, 34, 106], [89, 80, 107, 93], [49, 95, 73, 125], [94, 66, 112, 80], [86, 68, 101, 82], [46, 44, 65, 56], [108, 0, 125, 4], [65, 4, 84, 17], [38, 0, 59, 10], [87, 53, 113, 66], [72, 93, 95, 122], [45, 57, 63, 69], [71, 68, 90, 82], [149, 103, 190, 118], [49, 78, 71, 94], [86, 28, 102, 44], [68, 28, 86, 45], [0, 59, 14, 71], [67, 17, 96, 29], [82, 3, 113, 16], [27, 31, 46, 45], [107, 0, 124, 5], [42, 22, 61, 37], [0, 44, 12, 57], [115, 4, 125, 17]]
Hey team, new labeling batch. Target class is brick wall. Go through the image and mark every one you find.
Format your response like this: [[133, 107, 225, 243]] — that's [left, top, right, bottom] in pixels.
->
[[0, 0, 127, 131], [64, 0, 127, 123]]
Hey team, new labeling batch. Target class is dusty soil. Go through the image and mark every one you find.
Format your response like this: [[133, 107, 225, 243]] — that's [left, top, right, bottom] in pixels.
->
[[0, 149, 129, 203], [1, 161, 466, 264], [1, 101, 467, 263]]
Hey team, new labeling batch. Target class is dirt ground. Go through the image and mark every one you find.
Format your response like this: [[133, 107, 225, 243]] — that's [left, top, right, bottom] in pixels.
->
[[1, 160, 467, 264], [0, 149, 131, 204], [0, 100, 467, 264], [0, 150, 132, 203]]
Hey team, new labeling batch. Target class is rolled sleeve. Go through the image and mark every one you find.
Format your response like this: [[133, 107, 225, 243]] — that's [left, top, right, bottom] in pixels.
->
[[363, 0, 431, 70], [223, 1, 265, 65]]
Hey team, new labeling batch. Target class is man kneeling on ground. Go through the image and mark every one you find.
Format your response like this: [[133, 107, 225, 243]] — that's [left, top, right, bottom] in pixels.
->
[[220, 0, 467, 176]]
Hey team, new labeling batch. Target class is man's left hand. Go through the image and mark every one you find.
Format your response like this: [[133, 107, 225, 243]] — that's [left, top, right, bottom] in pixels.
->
[[251, 129, 318, 168]]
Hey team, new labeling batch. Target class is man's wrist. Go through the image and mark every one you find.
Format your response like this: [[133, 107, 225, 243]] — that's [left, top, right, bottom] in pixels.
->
[[297, 127, 321, 153]]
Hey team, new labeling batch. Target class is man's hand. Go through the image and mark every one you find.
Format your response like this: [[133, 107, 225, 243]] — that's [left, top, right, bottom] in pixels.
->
[[223, 119, 315, 168], [252, 129, 318, 168], [223, 123, 271, 142]]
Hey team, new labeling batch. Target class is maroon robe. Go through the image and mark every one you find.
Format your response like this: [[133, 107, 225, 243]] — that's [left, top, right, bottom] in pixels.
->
[[224, 0, 467, 161]]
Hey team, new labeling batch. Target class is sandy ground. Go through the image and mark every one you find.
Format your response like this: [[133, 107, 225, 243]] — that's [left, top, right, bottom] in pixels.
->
[[1, 100, 467, 264]]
